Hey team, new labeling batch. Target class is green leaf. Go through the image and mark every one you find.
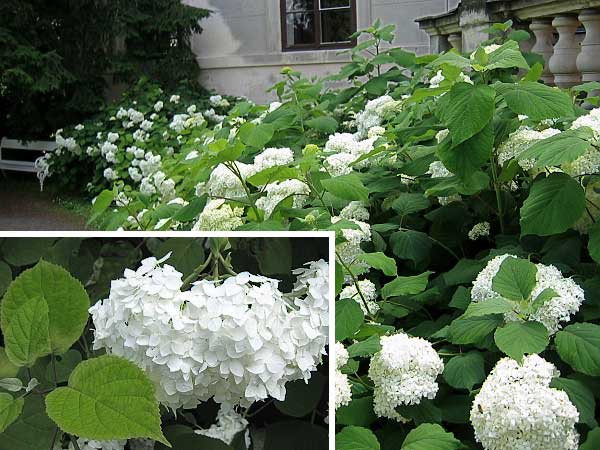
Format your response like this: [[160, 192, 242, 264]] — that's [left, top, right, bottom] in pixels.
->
[[550, 377, 597, 427], [437, 121, 493, 178], [0, 378, 22, 392], [0, 239, 55, 267], [45, 355, 168, 445], [448, 315, 503, 344], [443, 351, 486, 390], [389, 230, 432, 265], [401, 423, 461, 450], [494, 321, 549, 361], [0, 348, 18, 379], [153, 238, 204, 278], [485, 41, 530, 71], [464, 297, 515, 317], [322, 174, 369, 202], [588, 221, 600, 264], [530, 288, 558, 313], [520, 173, 585, 236], [336, 299, 365, 341], [396, 400, 442, 425], [89, 189, 114, 223], [555, 323, 600, 376], [0, 394, 23, 433], [237, 122, 274, 148], [347, 335, 381, 358], [491, 257, 537, 301], [157, 430, 232, 450], [381, 272, 431, 299], [265, 421, 327, 450], [305, 116, 339, 134], [45, 349, 82, 383], [172, 196, 208, 222], [246, 166, 299, 187], [440, 83, 495, 146], [580, 428, 600, 450], [390, 193, 429, 216], [336, 426, 380, 450], [356, 252, 397, 276], [0, 395, 56, 450], [517, 128, 593, 168], [1, 260, 90, 366], [274, 374, 325, 418], [0, 262, 11, 297], [336, 396, 377, 427], [497, 81, 574, 120]]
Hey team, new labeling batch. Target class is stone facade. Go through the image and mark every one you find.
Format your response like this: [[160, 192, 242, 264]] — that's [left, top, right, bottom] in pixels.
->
[[185, 0, 460, 102]]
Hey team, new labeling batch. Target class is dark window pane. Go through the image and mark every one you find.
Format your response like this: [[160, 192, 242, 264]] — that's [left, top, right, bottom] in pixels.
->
[[320, 0, 350, 8], [286, 0, 314, 12], [321, 9, 351, 43], [286, 12, 315, 46]]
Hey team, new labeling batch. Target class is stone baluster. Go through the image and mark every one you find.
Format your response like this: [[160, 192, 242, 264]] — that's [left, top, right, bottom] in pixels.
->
[[577, 10, 600, 83], [447, 33, 463, 53], [530, 19, 555, 85], [549, 15, 581, 88]]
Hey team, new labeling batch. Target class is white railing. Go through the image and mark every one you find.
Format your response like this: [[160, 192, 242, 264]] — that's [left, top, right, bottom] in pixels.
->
[[416, 0, 600, 88]]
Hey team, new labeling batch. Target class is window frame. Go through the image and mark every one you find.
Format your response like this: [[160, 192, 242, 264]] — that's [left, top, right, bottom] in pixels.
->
[[280, 0, 357, 52]]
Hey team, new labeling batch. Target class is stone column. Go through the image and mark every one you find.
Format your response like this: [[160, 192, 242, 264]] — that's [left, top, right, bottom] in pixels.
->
[[549, 15, 581, 88], [577, 9, 600, 82], [448, 33, 463, 53], [429, 33, 451, 54], [531, 19, 555, 85]]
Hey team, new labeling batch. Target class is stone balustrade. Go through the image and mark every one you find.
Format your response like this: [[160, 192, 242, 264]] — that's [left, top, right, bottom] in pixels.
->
[[416, 0, 600, 88]]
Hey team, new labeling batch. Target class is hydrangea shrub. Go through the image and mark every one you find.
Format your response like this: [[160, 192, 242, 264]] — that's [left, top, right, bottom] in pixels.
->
[[0, 237, 330, 450], [42, 17, 600, 449]]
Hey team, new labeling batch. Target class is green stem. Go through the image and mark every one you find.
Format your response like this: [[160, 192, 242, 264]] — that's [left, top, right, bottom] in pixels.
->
[[70, 435, 81, 450], [336, 251, 373, 318], [490, 155, 505, 233], [181, 253, 213, 289]]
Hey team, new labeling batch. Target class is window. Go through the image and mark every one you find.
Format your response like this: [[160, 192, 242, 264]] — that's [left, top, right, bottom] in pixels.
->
[[281, 0, 357, 51]]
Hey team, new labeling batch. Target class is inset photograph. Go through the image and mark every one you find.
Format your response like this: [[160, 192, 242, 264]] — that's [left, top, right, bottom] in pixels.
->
[[0, 235, 332, 450]]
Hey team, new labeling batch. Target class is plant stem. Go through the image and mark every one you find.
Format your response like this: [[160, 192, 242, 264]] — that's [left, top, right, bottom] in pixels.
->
[[181, 253, 213, 289], [336, 251, 373, 318], [490, 155, 505, 233], [70, 435, 81, 450], [49, 427, 59, 450]]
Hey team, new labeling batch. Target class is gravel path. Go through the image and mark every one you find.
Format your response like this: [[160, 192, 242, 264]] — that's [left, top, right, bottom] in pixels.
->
[[0, 177, 87, 231]]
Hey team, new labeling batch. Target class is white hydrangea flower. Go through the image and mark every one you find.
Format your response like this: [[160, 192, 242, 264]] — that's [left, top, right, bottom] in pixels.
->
[[367, 126, 385, 138], [324, 153, 356, 177], [203, 108, 225, 123], [429, 70, 445, 88], [68, 439, 126, 450], [436, 129, 449, 143], [340, 279, 379, 315], [471, 355, 579, 450], [107, 132, 119, 143], [192, 199, 244, 231], [563, 148, 600, 177], [206, 163, 254, 199], [209, 95, 230, 108], [334, 369, 352, 411], [497, 127, 561, 168], [252, 147, 294, 173], [468, 221, 490, 240], [355, 95, 400, 137], [75, 124, 84, 131], [339, 201, 370, 222], [90, 256, 329, 410], [170, 95, 180, 104], [570, 107, 600, 143], [103, 168, 117, 181], [471, 254, 585, 335], [195, 403, 250, 447], [368, 333, 443, 422], [332, 217, 371, 275], [334, 342, 348, 369], [255, 179, 309, 218], [154, 101, 163, 112]]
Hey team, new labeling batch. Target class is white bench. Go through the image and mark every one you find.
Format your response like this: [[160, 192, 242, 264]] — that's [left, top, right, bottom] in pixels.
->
[[0, 138, 57, 173]]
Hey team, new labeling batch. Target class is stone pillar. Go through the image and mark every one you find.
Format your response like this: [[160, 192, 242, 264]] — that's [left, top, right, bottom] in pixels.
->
[[577, 9, 600, 82], [429, 33, 451, 54], [549, 15, 581, 88], [531, 19, 555, 85], [459, 10, 491, 52], [448, 33, 463, 53]]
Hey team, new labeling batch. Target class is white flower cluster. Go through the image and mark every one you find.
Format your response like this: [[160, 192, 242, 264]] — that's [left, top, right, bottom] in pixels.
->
[[210, 95, 230, 108], [68, 439, 126, 450], [340, 279, 379, 315], [256, 179, 309, 218], [90, 255, 329, 410], [471, 355, 579, 450], [471, 254, 585, 335], [192, 199, 244, 231], [497, 126, 561, 169], [323, 133, 377, 176], [334, 342, 351, 410], [169, 112, 205, 132], [468, 221, 490, 240], [355, 95, 401, 138], [195, 403, 250, 447], [570, 106, 600, 143], [368, 333, 444, 422], [429, 70, 473, 88]]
